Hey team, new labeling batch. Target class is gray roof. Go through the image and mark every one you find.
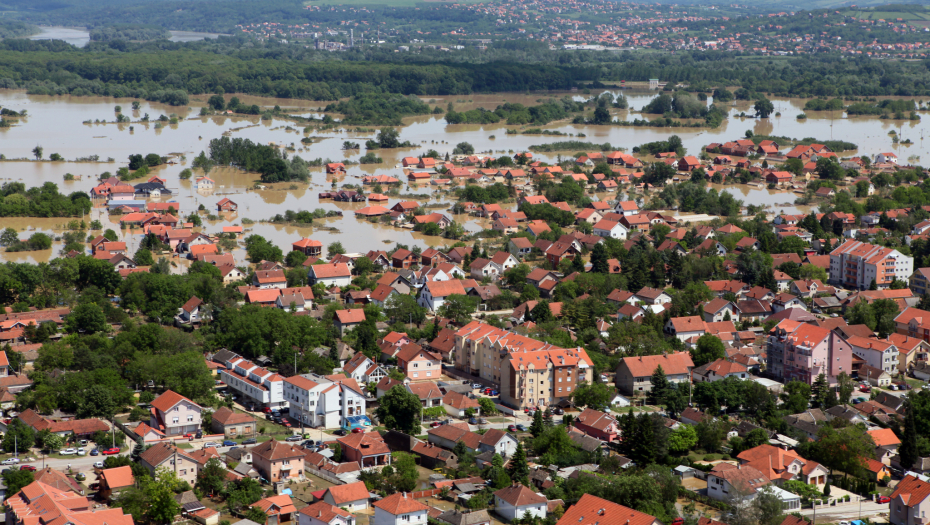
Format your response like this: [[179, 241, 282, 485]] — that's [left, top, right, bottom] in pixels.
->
[[212, 349, 238, 364], [436, 510, 491, 525]]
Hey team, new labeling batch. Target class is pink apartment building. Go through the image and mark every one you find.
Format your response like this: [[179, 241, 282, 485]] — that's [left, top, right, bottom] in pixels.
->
[[767, 320, 853, 386]]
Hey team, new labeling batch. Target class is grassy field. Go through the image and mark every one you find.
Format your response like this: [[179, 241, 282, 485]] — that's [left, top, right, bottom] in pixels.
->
[[840, 6, 930, 23]]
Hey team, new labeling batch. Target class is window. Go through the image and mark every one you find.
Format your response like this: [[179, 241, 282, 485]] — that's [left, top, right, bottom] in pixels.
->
[[172, 417, 179, 424], [180, 469, 186, 475], [413, 372, 418, 378], [188, 415, 194, 422]]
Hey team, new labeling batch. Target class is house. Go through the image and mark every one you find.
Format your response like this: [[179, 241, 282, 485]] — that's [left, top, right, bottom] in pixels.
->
[[830, 240, 914, 290], [338, 432, 392, 468], [736, 444, 828, 487], [298, 502, 355, 525], [703, 299, 738, 323], [149, 390, 202, 437], [572, 408, 618, 442], [321, 481, 370, 512], [634, 287, 672, 306], [139, 442, 200, 487], [335, 310, 366, 336], [876, 152, 898, 165], [418, 280, 467, 312], [493, 484, 547, 522], [5, 480, 134, 525], [397, 345, 441, 382], [195, 176, 215, 191], [890, 474, 930, 525], [706, 463, 771, 503], [251, 440, 304, 482], [293, 239, 323, 257], [217, 198, 238, 212], [211, 407, 256, 438], [767, 320, 853, 385], [615, 352, 694, 395], [175, 296, 205, 326], [692, 359, 749, 382], [435, 510, 491, 525], [308, 264, 352, 288], [252, 495, 297, 525], [97, 466, 134, 501], [392, 249, 418, 269], [478, 428, 519, 457], [509, 237, 533, 258], [442, 390, 480, 418], [555, 495, 659, 525], [869, 427, 901, 466], [372, 492, 429, 525], [592, 220, 628, 240]]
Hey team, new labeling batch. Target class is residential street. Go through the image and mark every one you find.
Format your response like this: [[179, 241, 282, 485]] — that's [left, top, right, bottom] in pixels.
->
[[797, 500, 890, 523]]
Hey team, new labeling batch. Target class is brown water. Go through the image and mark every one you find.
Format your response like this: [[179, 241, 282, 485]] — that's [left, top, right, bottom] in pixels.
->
[[0, 89, 925, 263]]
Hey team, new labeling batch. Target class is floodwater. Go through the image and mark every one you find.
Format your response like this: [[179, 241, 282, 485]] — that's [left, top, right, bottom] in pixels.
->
[[0, 88, 925, 263], [27, 27, 226, 48]]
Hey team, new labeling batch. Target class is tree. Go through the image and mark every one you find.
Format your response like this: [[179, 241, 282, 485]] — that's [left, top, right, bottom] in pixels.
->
[[64, 302, 107, 334], [327, 242, 345, 259], [285, 250, 307, 268], [0, 228, 18, 247], [2, 418, 35, 453], [438, 294, 478, 323], [196, 458, 227, 496], [376, 386, 422, 435], [478, 397, 498, 416], [836, 372, 855, 406], [754, 486, 788, 525], [811, 373, 831, 409], [572, 381, 610, 409], [668, 424, 698, 454], [590, 243, 609, 274], [901, 398, 919, 470], [452, 142, 474, 155], [2, 469, 34, 494], [144, 468, 183, 524], [43, 433, 64, 452], [754, 98, 774, 118], [224, 478, 263, 515], [245, 507, 268, 525], [648, 365, 670, 406], [691, 334, 725, 367], [32, 145, 43, 160], [507, 442, 530, 485], [529, 409, 545, 438]]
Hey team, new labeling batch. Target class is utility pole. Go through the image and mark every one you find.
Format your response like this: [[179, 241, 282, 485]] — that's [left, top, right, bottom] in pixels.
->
[[296, 352, 304, 435]]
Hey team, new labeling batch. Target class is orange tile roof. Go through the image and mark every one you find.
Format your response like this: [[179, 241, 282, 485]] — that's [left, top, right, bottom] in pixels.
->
[[373, 492, 429, 515], [100, 466, 134, 489], [556, 494, 658, 525], [868, 427, 901, 447], [324, 480, 370, 505]]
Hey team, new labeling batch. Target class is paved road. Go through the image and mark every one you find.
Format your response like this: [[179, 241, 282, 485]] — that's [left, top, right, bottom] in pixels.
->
[[797, 500, 889, 522]]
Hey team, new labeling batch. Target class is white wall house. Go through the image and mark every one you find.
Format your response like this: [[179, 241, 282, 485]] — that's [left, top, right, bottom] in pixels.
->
[[284, 373, 368, 430], [308, 263, 352, 288], [493, 485, 547, 522], [372, 493, 428, 525]]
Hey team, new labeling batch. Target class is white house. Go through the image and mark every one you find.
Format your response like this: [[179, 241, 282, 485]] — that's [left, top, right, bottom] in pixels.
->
[[876, 152, 898, 165], [284, 373, 368, 430], [276, 293, 307, 312], [692, 359, 749, 383], [707, 463, 770, 503], [308, 263, 352, 287], [195, 176, 215, 191], [372, 492, 428, 525], [343, 353, 388, 385], [418, 280, 467, 312], [492, 484, 547, 522], [298, 502, 355, 525], [478, 428, 519, 458], [592, 219, 628, 240], [321, 481, 369, 512]]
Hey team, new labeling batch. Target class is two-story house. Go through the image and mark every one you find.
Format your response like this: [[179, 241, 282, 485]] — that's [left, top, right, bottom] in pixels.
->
[[175, 296, 204, 326], [572, 408, 618, 442], [692, 359, 749, 383], [477, 428, 518, 458], [283, 373, 368, 430], [397, 346, 442, 382], [299, 502, 356, 525], [372, 492, 429, 525], [736, 444, 828, 487], [706, 463, 771, 503], [139, 442, 200, 487], [321, 481, 370, 512], [614, 352, 694, 395], [149, 390, 202, 437], [251, 439, 305, 483], [890, 474, 930, 525]]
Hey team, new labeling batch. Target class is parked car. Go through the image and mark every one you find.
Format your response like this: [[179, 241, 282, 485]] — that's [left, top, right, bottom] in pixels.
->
[[472, 383, 482, 389], [1, 458, 19, 465], [102, 447, 120, 455], [222, 440, 237, 447], [469, 417, 478, 425], [89, 483, 100, 491], [484, 388, 492, 395], [20, 465, 36, 471], [877, 496, 891, 504], [90, 448, 99, 456], [281, 420, 292, 428], [554, 408, 564, 415], [300, 440, 314, 447], [430, 422, 442, 428], [860, 385, 871, 393], [285, 435, 301, 442], [890, 384, 899, 391], [203, 442, 218, 449], [516, 424, 526, 432], [478, 418, 488, 424], [351, 427, 364, 433], [508, 424, 517, 432], [60, 448, 77, 455], [489, 390, 499, 396], [242, 438, 257, 445], [77, 448, 85, 456], [93, 462, 104, 469], [333, 429, 347, 436], [263, 407, 273, 414], [671, 519, 684, 525], [183, 433, 194, 438]]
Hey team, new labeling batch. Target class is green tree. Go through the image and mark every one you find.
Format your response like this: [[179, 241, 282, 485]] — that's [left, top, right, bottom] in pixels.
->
[[668, 424, 698, 454], [836, 372, 855, 406], [32, 145, 43, 160], [64, 302, 108, 334], [590, 243, 609, 274], [327, 242, 345, 259], [2, 469, 34, 494], [145, 469, 183, 524], [529, 409, 545, 438], [43, 433, 64, 452], [438, 294, 478, 323], [691, 334, 725, 367], [245, 507, 268, 525], [507, 442, 530, 485], [478, 397, 498, 416], [648, 364, 670, 406], [571, 381, 610, 409], [901, 398, 919, 470], [2, 419, 35, 453], [196, 458, 227, 496], [754, 98, 774, 118], [376, 386, 422, 435]]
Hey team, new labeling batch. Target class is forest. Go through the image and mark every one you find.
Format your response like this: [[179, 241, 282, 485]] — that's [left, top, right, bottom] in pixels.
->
[[0, 20, 38, 39], [89, 25, 170, 42], [324, 93, 433, 126], [206, 137, 310, 183], [0, 182, 92, 218]]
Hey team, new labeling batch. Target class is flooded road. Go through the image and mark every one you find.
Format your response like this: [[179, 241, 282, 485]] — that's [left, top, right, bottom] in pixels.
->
[[0, 88, 922, 263]]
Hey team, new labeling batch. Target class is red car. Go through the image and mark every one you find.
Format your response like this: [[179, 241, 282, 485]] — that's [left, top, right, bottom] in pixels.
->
[[508, 424, 517, 432], [102, 447, 120, 455], [263, 407, 273, 414], [877, 496, 891, 504], [670, 519, 684, 525], [183, 433, 194, 438], [352, 427, 364, 433], [430, 422, 442, 428], [19, 465, 36, 471]]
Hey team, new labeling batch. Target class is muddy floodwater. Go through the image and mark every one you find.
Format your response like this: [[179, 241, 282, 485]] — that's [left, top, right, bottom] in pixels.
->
[[0, 88, 925, 263]]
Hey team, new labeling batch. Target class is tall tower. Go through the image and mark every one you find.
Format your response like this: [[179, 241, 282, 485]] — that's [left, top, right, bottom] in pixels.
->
[[350, 29, 354, 47]]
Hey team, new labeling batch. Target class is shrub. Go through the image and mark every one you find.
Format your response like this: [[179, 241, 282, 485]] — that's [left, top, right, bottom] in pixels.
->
[[703, 454, 715, 461]]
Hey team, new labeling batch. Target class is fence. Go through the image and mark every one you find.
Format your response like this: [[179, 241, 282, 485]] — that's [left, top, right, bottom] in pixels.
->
[[410, 489, 442, 499]]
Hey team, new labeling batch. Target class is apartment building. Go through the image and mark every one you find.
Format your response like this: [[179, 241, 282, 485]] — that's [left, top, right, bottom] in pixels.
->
[[896, 307, 930, 343], [614, 352, 694, 395], [217, 354, 287, 409], [909, 268, 930, 297], [454, 321, 566, 387], [845, 336, 899, 377], [499, 346, 594, 409], [283, 373, 367, 430], [829, 240, 913, 290], [767, 320, 853, 386]]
